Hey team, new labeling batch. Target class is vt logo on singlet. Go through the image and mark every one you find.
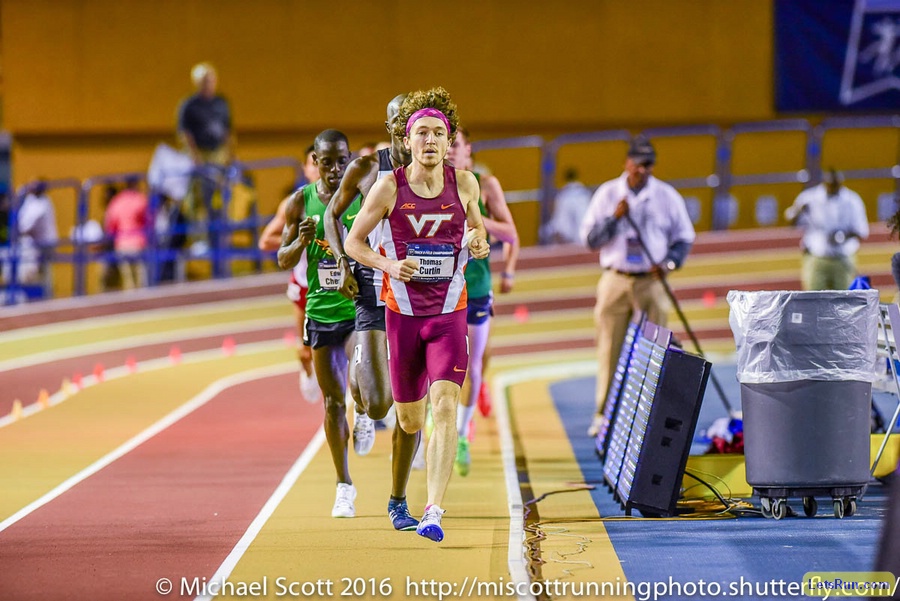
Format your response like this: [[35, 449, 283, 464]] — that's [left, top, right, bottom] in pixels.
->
[[407, 214, 452, 237]]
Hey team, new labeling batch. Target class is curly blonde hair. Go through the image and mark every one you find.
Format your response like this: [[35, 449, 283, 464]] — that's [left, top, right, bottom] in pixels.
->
[[392, 87, 459, 139]]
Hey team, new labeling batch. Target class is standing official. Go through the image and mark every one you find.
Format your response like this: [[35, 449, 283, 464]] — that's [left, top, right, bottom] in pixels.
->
[[784, 169, 869, 291], [580, 136, 695, 437]]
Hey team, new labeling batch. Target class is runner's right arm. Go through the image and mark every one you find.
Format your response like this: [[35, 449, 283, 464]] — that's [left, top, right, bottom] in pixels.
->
[[277, 188, 315, 269], [346, 175, 417, 282]]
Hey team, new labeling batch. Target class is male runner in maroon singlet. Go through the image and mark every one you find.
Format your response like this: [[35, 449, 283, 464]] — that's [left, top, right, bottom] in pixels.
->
[[345, 87, 490, 542], [324, 94, 421, 532]]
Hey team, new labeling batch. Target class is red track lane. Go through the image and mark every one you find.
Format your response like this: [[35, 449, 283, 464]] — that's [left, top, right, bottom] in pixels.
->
[[1, 327, 293, 415], [0, 371, 321, 601]]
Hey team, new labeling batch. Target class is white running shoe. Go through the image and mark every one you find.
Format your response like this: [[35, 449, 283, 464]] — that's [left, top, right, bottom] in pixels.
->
[[331, 483, 357, 518], [411, 438, 426, 470], [416, 504, 445, 542], [353, 411, 376, 456], [299, 369, 321, 403]]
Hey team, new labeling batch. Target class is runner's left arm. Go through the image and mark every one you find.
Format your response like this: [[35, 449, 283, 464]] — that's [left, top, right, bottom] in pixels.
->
[[481, 174, 519, 292]]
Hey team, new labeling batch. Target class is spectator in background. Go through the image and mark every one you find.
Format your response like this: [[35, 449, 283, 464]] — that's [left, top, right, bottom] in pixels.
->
[[98, 184, 122, 290], [785, 169, 869, 291], [105, 176, 149, 290], [15, 180, 59, 284], [178, 62, 234, 169], [177, 62, 234, 229], [154, 193, 188, 283], [0, 183, 9, 245], [544, 167, 592, 244]]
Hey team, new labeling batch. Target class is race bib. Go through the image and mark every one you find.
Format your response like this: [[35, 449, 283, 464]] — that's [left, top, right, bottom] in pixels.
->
[[407, 243, 454, 282], [317, 258, 341, 291], [626, 237, 644, 265]]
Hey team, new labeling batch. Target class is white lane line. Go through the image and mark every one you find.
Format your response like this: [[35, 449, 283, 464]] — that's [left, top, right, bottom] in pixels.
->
[[0, 361, 298, 534], [493, 360, 596, 601], [0, 316, 291, 372], [194, 427, 326, 601], [0, 339, 290, 430]]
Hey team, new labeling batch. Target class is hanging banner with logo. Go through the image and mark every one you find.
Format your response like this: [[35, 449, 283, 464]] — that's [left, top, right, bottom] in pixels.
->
[[775, 0, 900, 111]]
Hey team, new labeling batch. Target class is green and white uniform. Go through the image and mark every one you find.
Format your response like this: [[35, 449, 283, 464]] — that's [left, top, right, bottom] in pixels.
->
[[464, 186, 492, 298], [303, 184, 361, 324], [466, 173, 491, 298], [464, 174, 493, 325]]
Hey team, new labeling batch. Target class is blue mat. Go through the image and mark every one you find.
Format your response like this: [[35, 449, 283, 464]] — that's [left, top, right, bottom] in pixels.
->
[[548, 365, 892, 601]]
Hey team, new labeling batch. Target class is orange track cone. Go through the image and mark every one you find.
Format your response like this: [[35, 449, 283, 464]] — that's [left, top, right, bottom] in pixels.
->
[[702, 290, 716, 308], [72, 373, 83, 390], [10, 399, 23, 421], [283, 330, 296, 346], [37, 389, 50, 409], [93, 363, 105, 383], [222, 336, 236, 356], [126, 355, 138, 373], [513, 304, 530, 323], [169, 346, 182, 365], [60, 377, 74, 396]]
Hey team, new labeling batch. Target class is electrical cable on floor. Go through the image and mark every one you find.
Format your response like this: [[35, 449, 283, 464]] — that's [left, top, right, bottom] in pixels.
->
[[680, 469, 762, 517], [523, 485, 597, 594], [520, 476, 765, 598]]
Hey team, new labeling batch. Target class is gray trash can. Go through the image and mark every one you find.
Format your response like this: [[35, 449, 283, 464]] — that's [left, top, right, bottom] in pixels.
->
[[727, 289, 879, 519]]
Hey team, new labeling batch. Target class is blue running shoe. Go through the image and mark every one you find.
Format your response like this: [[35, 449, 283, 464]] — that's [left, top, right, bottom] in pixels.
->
[[416, 505, 445, 542], [388, 498, 418, 531]]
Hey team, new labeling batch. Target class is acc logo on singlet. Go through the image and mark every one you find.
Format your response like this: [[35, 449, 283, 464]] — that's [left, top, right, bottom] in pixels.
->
[[407, 214, 452, 237]]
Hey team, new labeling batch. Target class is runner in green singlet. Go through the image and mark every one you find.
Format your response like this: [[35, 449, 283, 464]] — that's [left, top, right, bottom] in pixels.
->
[[277, 129, 364, 519], [445, 126, 519, 477]]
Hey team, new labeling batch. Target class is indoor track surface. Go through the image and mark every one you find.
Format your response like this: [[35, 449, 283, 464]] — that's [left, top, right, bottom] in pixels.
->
[[1, 227, 897, 601]]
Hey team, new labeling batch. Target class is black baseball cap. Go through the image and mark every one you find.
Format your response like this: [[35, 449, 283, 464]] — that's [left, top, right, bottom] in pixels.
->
[[627, 136, 656, 164]]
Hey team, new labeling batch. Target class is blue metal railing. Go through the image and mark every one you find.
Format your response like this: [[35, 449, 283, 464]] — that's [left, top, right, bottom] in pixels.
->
[[475, 116, 898, 241], [4, 118, 898, 304], [3, 156, 302, 305]]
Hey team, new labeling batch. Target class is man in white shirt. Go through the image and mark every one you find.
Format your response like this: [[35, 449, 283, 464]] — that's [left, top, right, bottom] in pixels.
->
[[784, 169, 869, 291], [545, 168, 592, 244], [15, 180, 59, 283], [579, 137, 695, 437]]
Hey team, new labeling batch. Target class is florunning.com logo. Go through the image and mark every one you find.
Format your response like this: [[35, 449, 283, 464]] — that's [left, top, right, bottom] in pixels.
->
[[840, 0, 900, 104]]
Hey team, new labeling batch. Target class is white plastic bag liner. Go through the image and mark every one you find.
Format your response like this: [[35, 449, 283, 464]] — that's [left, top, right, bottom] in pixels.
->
[[727, 289, 879, 384], [147, 143, 193, 201]]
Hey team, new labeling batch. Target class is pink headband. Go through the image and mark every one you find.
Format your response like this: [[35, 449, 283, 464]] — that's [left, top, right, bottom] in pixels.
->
[[405, 108, 451, 136]]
